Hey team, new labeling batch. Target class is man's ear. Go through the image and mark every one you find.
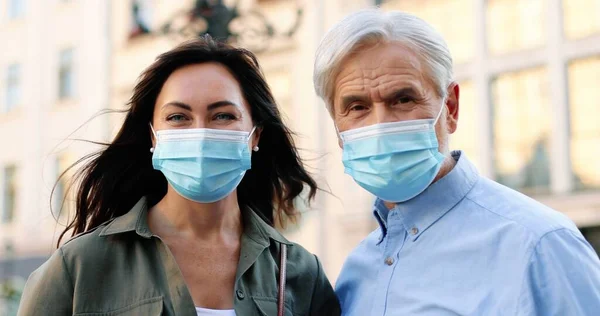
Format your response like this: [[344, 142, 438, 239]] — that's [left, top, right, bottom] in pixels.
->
[[445, 82, 460, 134]]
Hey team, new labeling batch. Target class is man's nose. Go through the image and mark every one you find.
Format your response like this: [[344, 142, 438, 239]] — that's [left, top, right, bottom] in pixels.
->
[[371, 103, 399, 125]]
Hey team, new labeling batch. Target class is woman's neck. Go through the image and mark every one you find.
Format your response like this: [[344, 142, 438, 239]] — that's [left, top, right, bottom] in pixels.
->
[[148, 187, 242, 242]]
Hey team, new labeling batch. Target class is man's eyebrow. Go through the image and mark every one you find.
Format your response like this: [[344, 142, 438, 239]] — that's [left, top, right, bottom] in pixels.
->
[[382, 87, 419, 101]]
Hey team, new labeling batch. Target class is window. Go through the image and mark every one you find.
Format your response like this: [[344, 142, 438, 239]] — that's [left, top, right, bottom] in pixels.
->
[[7, 0, 25, 19], [52, 155, 73, 223], [564, 0, 600, 39], [450, 81, 480, 168], [129, 0, 152, 39], [492, 67, 551, 194], [381, 0, 475, 64], [487, 0, 545, 55], [2, 165, 17, 224], [58, 48, 75, 99], [5, 64, 21, 112], [568, 56, 600, 190]]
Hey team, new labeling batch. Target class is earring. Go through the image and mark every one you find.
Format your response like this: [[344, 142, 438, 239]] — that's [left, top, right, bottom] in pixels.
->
[[150, 148, 154, 153], [253, 146, 259, 152]]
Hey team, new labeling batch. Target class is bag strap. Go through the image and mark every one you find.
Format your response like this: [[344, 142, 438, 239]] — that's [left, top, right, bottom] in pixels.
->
[[277, 243, 287, 316]]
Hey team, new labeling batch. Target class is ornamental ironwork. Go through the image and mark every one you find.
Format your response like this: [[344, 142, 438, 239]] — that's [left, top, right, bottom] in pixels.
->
[[160, 0, 303, 53]]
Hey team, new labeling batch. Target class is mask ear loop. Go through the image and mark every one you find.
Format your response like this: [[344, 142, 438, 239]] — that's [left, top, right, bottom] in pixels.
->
[[149, 123, 157, 153], [248, 126, 257, 139], [248, 126, 259, 152], [334, 124, 345, 145], [433, 99, 447, 125]]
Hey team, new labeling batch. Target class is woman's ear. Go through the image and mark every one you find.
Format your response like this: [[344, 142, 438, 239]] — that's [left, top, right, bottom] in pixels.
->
[[252, 126, 263, 150]]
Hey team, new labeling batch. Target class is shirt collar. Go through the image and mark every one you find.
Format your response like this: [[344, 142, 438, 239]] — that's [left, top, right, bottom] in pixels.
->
[[373, 151, 479, 241], [99, 197, 292, 246]]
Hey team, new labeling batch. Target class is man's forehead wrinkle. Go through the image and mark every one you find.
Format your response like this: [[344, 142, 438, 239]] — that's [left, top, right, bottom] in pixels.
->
[[336, 67, 365, 90], [338, 79, 368, 94], [335, 46, 435, 103], [339, 75, 426, 102]]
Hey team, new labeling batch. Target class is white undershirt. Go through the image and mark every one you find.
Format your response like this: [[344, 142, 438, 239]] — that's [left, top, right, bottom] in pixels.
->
[[195, 307, 236, 316]]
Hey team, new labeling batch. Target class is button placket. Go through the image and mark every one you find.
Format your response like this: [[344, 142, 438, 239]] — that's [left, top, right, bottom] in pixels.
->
[[370, 212, 405, 315], [410, 227, 419, 236], [384, 257, 394, 266]]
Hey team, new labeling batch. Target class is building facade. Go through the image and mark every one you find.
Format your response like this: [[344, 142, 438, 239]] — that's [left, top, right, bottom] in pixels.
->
[[109, 0, 600, 281], [0, 0, 111, 312], [1, 0, 599, 311]]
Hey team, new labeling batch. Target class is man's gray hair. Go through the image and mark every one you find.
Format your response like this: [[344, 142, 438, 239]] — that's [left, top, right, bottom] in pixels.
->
[[313, 9, 454, 114]]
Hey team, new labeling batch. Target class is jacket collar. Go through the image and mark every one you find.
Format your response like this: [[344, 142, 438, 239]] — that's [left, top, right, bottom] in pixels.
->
[[98, 197, 292, 246], [98, 197, 152, 238]]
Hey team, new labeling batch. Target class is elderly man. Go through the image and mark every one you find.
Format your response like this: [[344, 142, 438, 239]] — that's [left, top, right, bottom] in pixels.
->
[[314, 9, 600, 315]]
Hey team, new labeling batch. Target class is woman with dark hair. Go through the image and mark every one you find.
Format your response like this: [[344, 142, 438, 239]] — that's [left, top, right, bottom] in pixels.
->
[[18, 37, 340, 316]]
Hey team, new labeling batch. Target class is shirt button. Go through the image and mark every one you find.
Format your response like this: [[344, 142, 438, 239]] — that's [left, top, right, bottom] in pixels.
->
[[236, 289, 245, 300], [410, 227, 419, 235], [384, 257, 394, 266]]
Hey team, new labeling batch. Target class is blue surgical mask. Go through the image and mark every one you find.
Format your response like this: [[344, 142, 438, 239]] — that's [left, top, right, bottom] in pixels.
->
[[150, 126, 256, 203], [339, 106, 446, 203]]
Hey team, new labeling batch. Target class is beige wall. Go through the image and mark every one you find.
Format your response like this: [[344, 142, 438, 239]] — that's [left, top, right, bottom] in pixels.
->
[[0, 0, 111, 259]]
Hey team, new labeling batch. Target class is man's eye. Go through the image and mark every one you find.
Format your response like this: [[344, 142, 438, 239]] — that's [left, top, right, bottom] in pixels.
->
[[214, 113, 236, 121], [396, 96, 413, 104], [349, 104, 367, 112], [166, 114, 187, 122]]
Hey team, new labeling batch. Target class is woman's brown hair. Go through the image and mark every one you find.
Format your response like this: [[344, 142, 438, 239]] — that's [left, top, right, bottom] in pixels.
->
[[54, 36, 317, 246]]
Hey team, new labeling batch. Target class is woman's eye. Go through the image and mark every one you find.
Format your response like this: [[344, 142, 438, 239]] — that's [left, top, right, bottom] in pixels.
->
[[214, 113, 237, 121], [166, 114, 188, 122]]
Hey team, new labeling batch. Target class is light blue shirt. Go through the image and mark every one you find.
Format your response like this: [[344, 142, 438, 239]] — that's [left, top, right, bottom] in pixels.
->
[[336, 151, 600, 315]]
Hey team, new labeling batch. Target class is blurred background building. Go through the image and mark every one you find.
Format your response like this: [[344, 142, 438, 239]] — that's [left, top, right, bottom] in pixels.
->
[[1, 0, 599, 312]]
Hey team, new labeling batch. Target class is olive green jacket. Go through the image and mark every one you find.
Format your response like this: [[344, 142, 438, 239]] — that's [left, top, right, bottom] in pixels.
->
[[18, 198, 340, 316]]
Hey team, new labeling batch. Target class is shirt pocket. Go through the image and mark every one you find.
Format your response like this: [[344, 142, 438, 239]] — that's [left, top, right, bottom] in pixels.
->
[[252, 297, 294, 316], [74, 296, 163, 316]]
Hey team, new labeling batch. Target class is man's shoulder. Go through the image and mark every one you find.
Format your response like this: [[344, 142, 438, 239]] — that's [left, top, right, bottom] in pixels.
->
[[464, 177, 579, 240]]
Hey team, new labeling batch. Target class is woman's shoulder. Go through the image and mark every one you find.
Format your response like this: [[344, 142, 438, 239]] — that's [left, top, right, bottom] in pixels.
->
[[18, 221, 119, 314], [58, 221, 115, 258], [285, 241, 321, 273], [59, 199, 153, 263], [56, 216, 146, 271], [276, 241, 341, 314]]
